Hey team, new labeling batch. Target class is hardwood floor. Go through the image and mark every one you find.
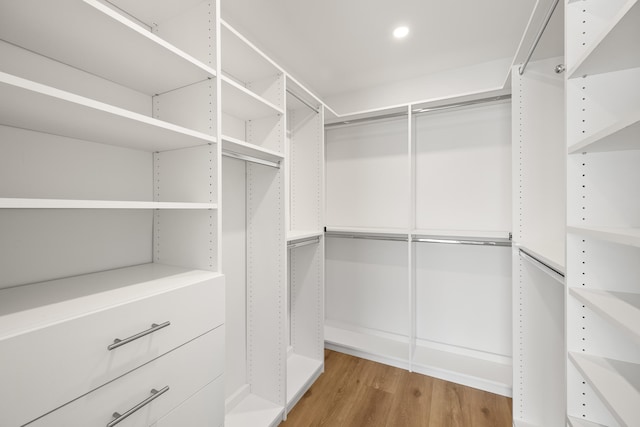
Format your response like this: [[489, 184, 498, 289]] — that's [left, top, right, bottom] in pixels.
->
[[281, 350, 512, 427]]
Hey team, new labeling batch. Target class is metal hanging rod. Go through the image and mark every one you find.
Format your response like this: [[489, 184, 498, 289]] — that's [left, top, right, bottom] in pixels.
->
[[325, 231, 409, 242], [519, 0, 560, 75], [412, 94, 511, 115], [286, 89, 320, 114], [412, 237, 512, 247], [519, 249, 565, 283], [222, 150, 281, 169], [288, 236, 320, 249], [324, 111, 408, 128]]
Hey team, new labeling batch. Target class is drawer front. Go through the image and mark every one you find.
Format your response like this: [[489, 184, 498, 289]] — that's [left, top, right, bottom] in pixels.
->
[[0, 275, 224, 427], [152, 376, 224, 427], [29, 326, 224, 427]]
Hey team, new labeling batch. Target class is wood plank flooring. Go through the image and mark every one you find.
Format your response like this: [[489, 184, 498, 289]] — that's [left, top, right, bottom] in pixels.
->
[[281, 350, 512, 427]]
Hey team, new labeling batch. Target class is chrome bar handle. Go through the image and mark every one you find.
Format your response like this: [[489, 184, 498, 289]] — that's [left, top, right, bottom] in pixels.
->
[[107, 321, 171, 351], [107, 386, 170, 427]]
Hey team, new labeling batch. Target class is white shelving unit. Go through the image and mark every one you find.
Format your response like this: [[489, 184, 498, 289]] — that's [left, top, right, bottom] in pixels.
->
[[0, 1, 223, 425], [566, 0, 640, 425]]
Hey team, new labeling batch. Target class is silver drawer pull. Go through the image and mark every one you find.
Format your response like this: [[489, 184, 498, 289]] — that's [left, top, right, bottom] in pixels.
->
[[107, 321, 171, 350], [107, 386, 170, 427]]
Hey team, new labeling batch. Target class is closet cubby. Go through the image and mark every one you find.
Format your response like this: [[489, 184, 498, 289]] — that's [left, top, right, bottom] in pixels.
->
[[566, 0, 640, 425]]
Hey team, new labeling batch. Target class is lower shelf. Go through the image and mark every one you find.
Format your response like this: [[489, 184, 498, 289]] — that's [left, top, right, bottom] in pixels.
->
[[225, 393, 284, 427], [286, 353, 323, 408], [567, 416, 608, 427]]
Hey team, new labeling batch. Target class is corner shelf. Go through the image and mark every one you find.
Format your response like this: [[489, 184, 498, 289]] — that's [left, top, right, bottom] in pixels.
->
[[0, 198, 216, 210], [287, 230, 323, 242], [569, 352, 640, 427], [286, 354, 323, 407], [568, 0, 640, 78], [569, 288, 640, 342], [221, 76, 284, 120], [0, 0, 215, 95], [221, 135, 284, 164], [568, 110, 640, 153], [567, 416, 608, 427], [0, 72, 217, 152], [225, 394, 284, 427], [567, 226, 640, 248]]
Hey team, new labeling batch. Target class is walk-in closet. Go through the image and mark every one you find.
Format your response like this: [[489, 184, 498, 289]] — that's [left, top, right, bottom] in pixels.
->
[[0, 0, 637, 426]]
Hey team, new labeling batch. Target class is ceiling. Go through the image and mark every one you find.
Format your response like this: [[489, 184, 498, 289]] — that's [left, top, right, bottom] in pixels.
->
[[221, 0, 543, 102]]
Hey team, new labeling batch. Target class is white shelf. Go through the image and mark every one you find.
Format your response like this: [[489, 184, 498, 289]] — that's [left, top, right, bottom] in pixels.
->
[[570, 288, 640, 342], [0, 71, 217, 152], [0, 263, 221, 338], [324, 324, 409, 365], [568, 111, 640, 153], [225, 394, 284, 427], [412, 345, 512, 397], [221, 135, 284, 164], [221, 76, 284, 121], [0, 198, 216, 210], [221, 20, 281, 84], [0, 0, 215, 95], [569, 352, 640, 427], [287, 230, 324, 242], [325, 226, 409, 237], [568, 0, 640, 78], [568, 226, 640, 248], [412, 228, 511, 240], [567, 416, 608, 427], [512, 420, 537, 427], [286, 354, 323, 406]]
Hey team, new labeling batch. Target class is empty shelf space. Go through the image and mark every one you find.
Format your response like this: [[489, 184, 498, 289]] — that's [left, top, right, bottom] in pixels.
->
[[568, 111, 640, 153], [0, 0, 215, 95], [221, 76, 284, 121], [325, 324, 410, 366], [569, 352, 640, 427], [567, 416, 608, 427], [568, 226, 640, 248], [221, 20, 281, 84], [0, 263, 221, 337], [568, 0, 640, 78], [0, 198, 216, 210], [286, 354, 323, 406], [0, 72, 216, 152], [412, 345, 512, 397], [222, 135, 284, 164], [225, 393, 283, 427], [570, 288, 640, 341]]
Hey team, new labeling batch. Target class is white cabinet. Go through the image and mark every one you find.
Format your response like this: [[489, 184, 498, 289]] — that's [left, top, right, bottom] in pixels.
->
[[566, 0, 640, 425]]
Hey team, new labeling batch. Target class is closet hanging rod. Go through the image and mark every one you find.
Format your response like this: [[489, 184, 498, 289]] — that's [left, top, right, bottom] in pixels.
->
[[221, 150, 281, 169], [411, 94, 511, 115], [324, 111, 408, 128], [288, 236, 320, 249], [412, 237, 512, 247], [286, 89, 321, 114], [519, 249, 565, 282], [519, 0, 560, 75], [325, 232, 409, 242]]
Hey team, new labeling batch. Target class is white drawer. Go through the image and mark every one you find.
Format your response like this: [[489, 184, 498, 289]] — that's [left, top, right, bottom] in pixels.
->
[[0, 265, 224, 427], [29, 325, 224, 427], [152, 376, 224, 427]]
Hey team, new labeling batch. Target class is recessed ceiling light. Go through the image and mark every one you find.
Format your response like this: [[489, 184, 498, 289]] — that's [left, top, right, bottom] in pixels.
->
[[393, 26, 409, 39]]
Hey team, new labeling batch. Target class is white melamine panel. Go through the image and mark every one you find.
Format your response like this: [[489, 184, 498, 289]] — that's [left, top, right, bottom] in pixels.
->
[[246, 163, 286, 406], [288, 105, 323, 234], [222, 156, 247, 400], [286, 354, 322, 408], [0, 72, 216, 152], [414, 243, 512, 357], [567, 150, 640, 228], [27, 327, 224, 427], [326, 117, 409, 230], [154, 79, 217, 136], [0, 209, 151, 288], [221, 76, 283, 120], [0, 125, 151, 201], [155, 145, 217, 204], [247, 114, 285, 154], [414, 101, 511, 234], [154, 210, 218, 271], [155, 377, 225, 427], [512, 58, 566, 267], [222, 135, 284, 164], [0, 0, 215, 96], [222, 113, 249, 143], [569, 110, 640, 153], [513, 251, 565, 426], [325, 238, 409, 337], [567, 417, 608, 427], [225, 393, 284, 427], [0, 266, 223, 427]]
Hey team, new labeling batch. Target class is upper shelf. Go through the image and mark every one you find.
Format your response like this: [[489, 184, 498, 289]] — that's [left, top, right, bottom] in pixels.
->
[[567, 226, 640, 248], [0, 71, 217, 152], [221, 76, 284, 120], [221, 20, 281, 85], [0, 198, 217, 210], [0, 0, 215, 96], [568, 110, 640, 153], [221, 135, 284, 164], [568, 0, 640, 78]]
